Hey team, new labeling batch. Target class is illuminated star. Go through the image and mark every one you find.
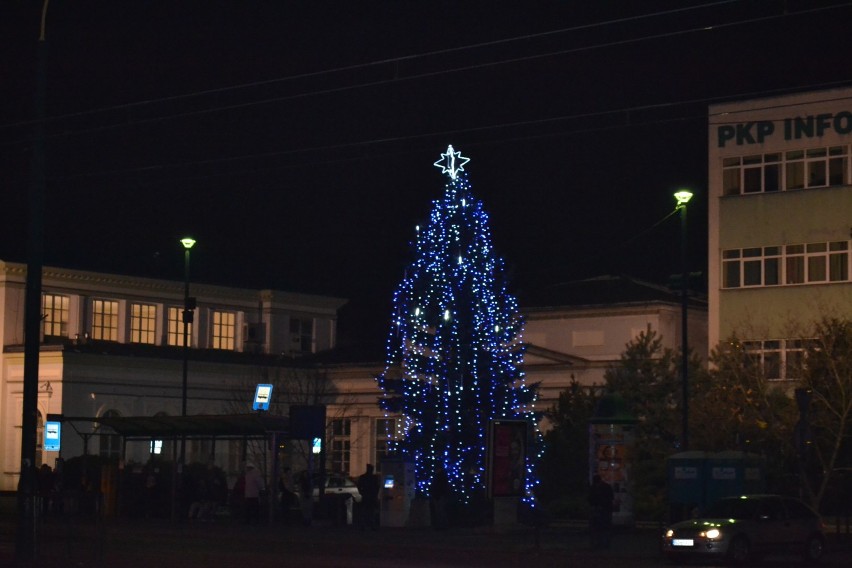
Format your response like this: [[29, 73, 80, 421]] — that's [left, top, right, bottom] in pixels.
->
[[433, 145, 470, 180]]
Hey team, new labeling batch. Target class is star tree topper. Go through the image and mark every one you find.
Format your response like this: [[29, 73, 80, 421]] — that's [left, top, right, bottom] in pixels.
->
[[433, 144, 470, 180]]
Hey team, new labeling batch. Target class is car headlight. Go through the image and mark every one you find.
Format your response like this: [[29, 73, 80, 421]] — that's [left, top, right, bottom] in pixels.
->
[[702, 528, 721, 539], [665, 529, 674, 538]]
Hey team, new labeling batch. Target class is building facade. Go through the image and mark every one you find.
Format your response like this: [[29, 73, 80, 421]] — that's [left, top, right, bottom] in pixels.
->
[[0, 260, 345, 491], [708, 88, 852, 380], [1, 267, 708, 493], [523, 275, 708, 421]]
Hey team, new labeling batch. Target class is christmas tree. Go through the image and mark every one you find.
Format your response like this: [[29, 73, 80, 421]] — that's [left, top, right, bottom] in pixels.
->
[[377, 145, 537, 506]]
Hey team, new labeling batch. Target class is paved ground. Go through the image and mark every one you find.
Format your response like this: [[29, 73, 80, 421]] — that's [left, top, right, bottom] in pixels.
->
[[0, 513, 661, 568], [2, 502, 851, 567]]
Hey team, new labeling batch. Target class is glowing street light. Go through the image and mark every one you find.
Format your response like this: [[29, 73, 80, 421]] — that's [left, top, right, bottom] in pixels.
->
[[674, 190, 692, 451], [180, 237, 195, 418]]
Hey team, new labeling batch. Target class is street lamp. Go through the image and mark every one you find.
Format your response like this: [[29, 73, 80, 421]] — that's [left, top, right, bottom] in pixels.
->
[[674, 190, 692, 451], [180, 237, 196, 418]]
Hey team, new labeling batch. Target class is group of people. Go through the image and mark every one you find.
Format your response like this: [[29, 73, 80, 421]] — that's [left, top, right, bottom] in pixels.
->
[[37, 462, 62, 516]]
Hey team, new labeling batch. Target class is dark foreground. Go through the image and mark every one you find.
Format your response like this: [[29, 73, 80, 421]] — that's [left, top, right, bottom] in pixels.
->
[[2, 511, 851, 568]]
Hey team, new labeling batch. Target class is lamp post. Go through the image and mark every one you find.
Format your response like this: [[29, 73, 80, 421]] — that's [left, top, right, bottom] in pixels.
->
[[172, 237, 195, 521], [674, 190, 693, 451], [180, 237, 196, 418]]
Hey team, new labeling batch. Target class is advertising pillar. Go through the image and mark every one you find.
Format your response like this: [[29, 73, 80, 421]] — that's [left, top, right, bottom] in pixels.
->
[[589, 394, 637, 527]]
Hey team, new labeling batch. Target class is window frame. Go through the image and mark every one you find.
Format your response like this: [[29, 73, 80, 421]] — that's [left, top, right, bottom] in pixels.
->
[[211, 310, 236, 350], [328, 418, 351, 474], [722, 240, 850, 288], [91, 298, 120, 341], [167, 306, 192, 347], [130, 303, 158, 345], [42, 293, 70, 338], [721, 145, 849, 195], [742, 339, 809, 381]]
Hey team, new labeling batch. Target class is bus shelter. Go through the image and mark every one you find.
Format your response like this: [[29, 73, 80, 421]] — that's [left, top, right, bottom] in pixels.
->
[[48, 413, 290, 521]]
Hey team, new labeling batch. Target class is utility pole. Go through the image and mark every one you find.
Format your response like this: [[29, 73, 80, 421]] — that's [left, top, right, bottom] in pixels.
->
[[17, 1, 49, 562]]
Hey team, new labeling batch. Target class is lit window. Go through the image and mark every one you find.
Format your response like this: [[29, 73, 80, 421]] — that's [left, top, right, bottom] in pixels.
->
[[130, 303, 157, 344], [212, 311, 236, 350], [167, 306, 191, 347], [42, 294, 70, 338], [92, 299, 119, 341]]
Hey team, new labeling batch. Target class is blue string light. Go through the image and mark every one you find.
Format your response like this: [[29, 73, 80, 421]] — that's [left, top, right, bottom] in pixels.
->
[[377, 146, 539, 506]]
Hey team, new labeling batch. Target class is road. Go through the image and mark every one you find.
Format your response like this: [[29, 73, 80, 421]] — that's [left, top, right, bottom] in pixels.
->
[[2, 512, 851, 567]]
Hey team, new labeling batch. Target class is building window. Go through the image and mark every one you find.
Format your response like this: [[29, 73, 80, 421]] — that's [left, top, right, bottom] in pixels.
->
[[743, 339, 809, 381], [91, 299, 119, 341], [290, 317, 314, 354], [130, 303, 157, 344], [211, 311, 236, 350], [42, 294, 70, 338], [723, 241, 850, 288], [329, 418, 351, 474], [167, 306, 191, 347], [722, 145, 849, 195], [98, 409, 122, 459], [375, 418, 398, 470]]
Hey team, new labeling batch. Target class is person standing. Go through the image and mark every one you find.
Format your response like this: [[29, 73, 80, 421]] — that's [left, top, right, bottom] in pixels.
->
[[243, 462, 265, 524], [297, 470, 313, 526], [37, 463, 55, 515], [430, 464, 450, 530], [357, 464, 380, 530], [588, 474, 614, 549]]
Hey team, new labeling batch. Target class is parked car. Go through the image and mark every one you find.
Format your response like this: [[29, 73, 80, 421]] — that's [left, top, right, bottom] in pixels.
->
[[293, 472, 362, 503], [662, 494, 825, 564]]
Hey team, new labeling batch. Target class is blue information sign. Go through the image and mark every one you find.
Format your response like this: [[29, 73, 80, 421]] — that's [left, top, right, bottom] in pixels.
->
[[44, 421, 61, 452], [253, 383, 273, 411]]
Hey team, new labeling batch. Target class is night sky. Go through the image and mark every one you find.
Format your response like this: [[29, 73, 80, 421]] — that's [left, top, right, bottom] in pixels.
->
[[2, 1, 852, 350]]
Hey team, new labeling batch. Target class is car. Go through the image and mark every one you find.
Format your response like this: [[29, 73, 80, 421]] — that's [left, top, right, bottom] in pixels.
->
[[662, 494, 826, 565], [292, 472, 362, 503]]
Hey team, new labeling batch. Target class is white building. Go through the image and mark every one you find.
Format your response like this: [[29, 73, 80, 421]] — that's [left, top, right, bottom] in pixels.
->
[[523, 275, 707, 418], [708, 87, 852, 379], [0, 260, 345, 491]]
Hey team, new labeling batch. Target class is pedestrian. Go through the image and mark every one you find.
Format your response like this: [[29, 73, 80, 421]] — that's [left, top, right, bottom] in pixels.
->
[[37, 463, 55, 515], [430, 464, 449, 530], [278, 467, 296, 522], [297, 470, 313, 526], [243, 462, 265, 524], [357, 464, 380, 530], [588, 474, 614, 549]]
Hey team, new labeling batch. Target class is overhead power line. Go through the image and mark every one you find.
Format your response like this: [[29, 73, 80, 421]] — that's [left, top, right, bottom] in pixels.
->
[[6, 0, 851, 140]]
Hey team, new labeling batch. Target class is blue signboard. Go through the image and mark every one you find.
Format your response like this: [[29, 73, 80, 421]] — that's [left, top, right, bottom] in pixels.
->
[[44, 421, 61, 452], [253, 383, 273, 411]]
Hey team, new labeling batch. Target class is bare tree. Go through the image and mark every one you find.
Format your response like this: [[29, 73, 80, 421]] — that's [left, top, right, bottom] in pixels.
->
[[227, 359, 364, 475], [797, 317, 852, 510]]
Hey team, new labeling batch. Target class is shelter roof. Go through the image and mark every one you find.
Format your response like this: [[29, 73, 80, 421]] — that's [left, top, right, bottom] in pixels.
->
[[55, 413, 290, 440]]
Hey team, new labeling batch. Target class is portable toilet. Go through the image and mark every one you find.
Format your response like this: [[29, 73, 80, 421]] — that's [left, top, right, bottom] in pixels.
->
[[667, 451, 710, 521], [704, 451, 766, 509]]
